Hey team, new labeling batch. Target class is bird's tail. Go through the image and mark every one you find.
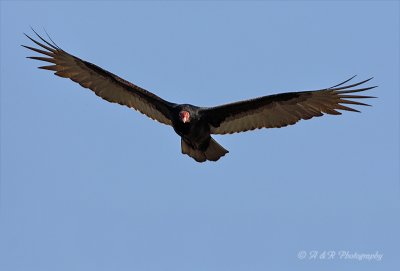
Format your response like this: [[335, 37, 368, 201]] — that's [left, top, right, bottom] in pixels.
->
[[181, 137, 229, 163]]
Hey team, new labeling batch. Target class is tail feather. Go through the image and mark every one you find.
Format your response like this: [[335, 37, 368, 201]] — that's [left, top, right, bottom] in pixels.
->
[[181, 138, 228, 162], [181, 140, 207, 162], [204, 138, 229, 161]]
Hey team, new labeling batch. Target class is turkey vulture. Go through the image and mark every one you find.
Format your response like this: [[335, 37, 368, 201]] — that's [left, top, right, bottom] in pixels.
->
[[23, 30, 376, 162]]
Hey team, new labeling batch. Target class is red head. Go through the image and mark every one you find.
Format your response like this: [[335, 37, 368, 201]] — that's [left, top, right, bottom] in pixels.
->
[[179, 110, 191, 123]]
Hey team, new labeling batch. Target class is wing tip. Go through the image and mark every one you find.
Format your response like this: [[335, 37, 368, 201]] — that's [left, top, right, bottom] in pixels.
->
[[23, 28, 61, 53], [328, 76, 377, 93]]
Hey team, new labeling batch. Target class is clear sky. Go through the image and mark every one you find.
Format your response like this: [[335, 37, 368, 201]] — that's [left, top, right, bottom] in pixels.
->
[[1, 1, 399, 271]]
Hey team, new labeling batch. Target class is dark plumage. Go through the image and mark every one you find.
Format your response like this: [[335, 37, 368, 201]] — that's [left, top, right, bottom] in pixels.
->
[[23, 30, 376, 162]]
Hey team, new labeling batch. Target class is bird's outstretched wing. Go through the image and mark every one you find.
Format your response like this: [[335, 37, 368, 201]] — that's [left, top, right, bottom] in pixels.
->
[[23, 30, 175, 125], [201, 76, 376, 134]]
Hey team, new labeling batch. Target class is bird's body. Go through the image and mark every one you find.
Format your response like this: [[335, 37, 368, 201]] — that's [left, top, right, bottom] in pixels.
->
[[170, 104, 228, 162], [24, 30, 376, 162]]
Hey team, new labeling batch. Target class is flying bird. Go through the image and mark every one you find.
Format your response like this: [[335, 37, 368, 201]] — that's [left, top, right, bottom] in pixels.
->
[[23, 31, 376, 162]]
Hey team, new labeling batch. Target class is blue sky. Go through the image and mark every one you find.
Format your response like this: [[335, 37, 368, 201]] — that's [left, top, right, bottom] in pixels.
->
[[1, 1, 399, 270]]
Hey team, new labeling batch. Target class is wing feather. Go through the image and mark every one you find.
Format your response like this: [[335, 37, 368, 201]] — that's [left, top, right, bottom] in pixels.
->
[[23, 31, 174, 125], [202, 77, 376, 134]]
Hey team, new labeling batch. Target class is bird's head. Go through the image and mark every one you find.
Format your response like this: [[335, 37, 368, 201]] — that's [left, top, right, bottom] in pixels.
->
[[179, 110, 191, 123]]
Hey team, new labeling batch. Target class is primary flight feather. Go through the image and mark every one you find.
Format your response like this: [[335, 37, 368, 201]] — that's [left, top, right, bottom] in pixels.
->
[[23, 30, 376, 162]]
